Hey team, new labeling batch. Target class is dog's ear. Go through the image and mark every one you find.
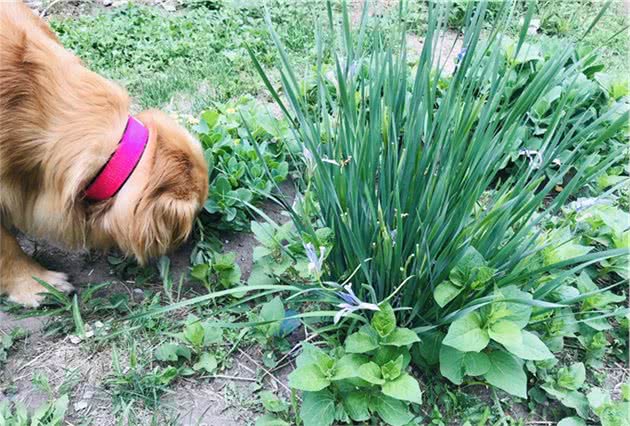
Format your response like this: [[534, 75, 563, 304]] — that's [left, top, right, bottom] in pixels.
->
[[129, 193, 197, 264], [128, 149, 202, 264]]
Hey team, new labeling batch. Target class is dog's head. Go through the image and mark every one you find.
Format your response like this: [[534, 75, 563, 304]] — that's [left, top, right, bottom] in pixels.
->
[[90, 110, 208, 263]]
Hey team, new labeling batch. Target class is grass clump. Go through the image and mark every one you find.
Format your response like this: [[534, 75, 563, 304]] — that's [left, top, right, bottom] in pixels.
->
[[250, 0, 628, 413]]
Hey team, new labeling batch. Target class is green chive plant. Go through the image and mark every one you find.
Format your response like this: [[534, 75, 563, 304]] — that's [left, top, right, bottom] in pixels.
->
[[250, 0, 628, 399]]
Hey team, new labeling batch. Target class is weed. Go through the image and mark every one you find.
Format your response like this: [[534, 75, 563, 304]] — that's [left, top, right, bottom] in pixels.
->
[[0, 396, 69, 426], [0, 327, 27, 367], [193, 96, 294, 231], [105, 344, 177, 411]]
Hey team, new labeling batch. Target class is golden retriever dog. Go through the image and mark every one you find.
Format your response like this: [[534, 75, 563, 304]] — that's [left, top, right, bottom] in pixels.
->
[[0, 2, 208, 307]]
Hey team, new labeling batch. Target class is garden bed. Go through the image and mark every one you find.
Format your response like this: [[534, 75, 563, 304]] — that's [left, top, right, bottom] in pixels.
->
[[1, 1, 628, 425]]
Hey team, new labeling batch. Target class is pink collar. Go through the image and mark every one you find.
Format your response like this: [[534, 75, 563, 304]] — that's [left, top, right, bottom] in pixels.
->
[[84, 116, 149, 201]]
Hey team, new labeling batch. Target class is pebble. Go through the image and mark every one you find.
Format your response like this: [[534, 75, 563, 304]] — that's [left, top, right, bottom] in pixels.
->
[[74, 400, 89, 411]]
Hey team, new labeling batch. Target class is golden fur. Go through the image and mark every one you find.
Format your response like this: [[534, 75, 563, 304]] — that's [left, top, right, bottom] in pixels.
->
[[0, 2, 208, 306]]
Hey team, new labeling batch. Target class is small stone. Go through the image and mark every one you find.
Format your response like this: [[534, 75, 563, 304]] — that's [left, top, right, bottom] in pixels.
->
[[94, 321, 104, 328], [161, 0, 176, 12], [69, 335, 82, 345], [74, 400, 89, 411], [103, 0, 113, 6], [527, 18, 541, 35], [85, 330, 94, 338]]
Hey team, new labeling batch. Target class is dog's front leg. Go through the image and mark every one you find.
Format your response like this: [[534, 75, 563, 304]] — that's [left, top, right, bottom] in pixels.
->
[[0, 224, 74, 307]]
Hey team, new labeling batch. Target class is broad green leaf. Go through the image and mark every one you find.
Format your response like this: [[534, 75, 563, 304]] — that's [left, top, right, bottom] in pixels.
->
[[248, 264, 275, 286], [342, 391, 370, 422], [503, 330, 554, 360], [373, 394, 414, 426], [288, 365, 330, 391], [381, 328, 420, 347], [296, 342, 329, 368], [315, 353, 335, 376], [380, 355, 403, 381], [371, 304, 396, 337], [193, 353, 218, 373], [413, 331, 444, 366], [381, 372, 423, 405], [261, 297, 285, 322], [357, 361, 385, 385], [587, 387, 610, 412], [259, 390, 289, 414], [213, 252, 236, 270], [483, 351, 527, 398], [203, 324, 223, 346], [433, 281, 462, 307], [300, 390, 335, 426], [345, 325, 379, 353], [373, 346, 411, 369], [542, 385, 590, 418], [463, 352, 491, 376], [557, 417, 586, 426], [154, 343, 191, 362], [514, 42, 543, 64], [543, 228, 593, 265], [449, 247, 487, 286], [251, 221, 275, 246], [183, 322, 205, 348], [439, 345, 466, 385], [597, 403, 630, 426], [333, 399, 349, 423], [201, 109, 220, 128], [442, 312, 490, 353], [261, 297, 285, 336], [557, 363, 586, 391], [214, 176, 232, 195], [488, 320, 522, 347], [497, 285, 534, 328], [191, 264, 209, 283], [332, 354, 368, 381]]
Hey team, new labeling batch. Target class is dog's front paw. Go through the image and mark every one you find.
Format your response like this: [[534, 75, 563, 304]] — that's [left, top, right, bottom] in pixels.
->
[[7, 271, 74, 308]]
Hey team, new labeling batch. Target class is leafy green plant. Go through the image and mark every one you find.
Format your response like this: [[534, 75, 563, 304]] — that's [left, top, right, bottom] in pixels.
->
[[287, 304, 421, 426], [248, 220, 332, 286], [438, 285, 555, 399], [0, 396, 69, 426], [250, 296, 300, 368], [251, 0, 628, 402], [194, 97, 293, 230], [540, 362, 590, 417], [587, 386, 630, 426], [0, 327, 26, 366], [191, 250, 242, 292], [154, 314, 223, 375], [106, 344, 178, 410], [255, 390, 291, 426]]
